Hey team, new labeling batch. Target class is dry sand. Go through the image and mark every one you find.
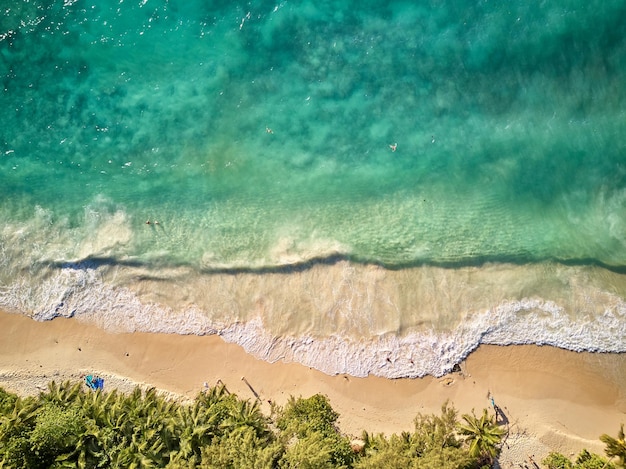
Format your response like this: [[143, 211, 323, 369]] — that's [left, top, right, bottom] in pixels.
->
[[0, 309, 624, 468]]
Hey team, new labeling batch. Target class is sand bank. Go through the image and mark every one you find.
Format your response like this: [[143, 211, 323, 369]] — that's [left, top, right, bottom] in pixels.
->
[[0, 310, 624, 467]]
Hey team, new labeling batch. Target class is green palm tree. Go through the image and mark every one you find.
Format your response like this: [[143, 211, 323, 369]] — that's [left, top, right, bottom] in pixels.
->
[[172, 399, 224, 465], [80, 387, 120, 428], [359, 430, 413, 463], [457, 408, 506, 466], [601, 424, 626, 468], [0, 387, 18, 416], [155, 401, 182, 458], [127, 388, 178, 467], [75, 422, 109, 468], [40, 380, 83, 407], [221, 399, 270, 439], [0, 396, 40, 466], [411, 401, 461, 457], [0, 395, 39, 439], [203, 383, 229, 402]]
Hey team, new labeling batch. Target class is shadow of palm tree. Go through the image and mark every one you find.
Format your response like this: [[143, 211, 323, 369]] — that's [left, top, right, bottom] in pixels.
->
[[494, 405, 509, 426]]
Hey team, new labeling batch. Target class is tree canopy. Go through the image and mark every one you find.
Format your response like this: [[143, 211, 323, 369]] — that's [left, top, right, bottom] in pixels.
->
[[0, 380, 617, 468]]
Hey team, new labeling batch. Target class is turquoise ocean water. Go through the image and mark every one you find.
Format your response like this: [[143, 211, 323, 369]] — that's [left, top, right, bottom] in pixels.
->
[[1, 1, 626, 377]]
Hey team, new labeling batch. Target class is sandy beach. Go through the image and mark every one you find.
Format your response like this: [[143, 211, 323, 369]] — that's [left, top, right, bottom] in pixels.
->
[[0, 309, 624, 467]]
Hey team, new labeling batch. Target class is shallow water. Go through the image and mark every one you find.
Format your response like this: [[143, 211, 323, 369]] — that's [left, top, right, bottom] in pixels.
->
[[1, 1, 625, 377]]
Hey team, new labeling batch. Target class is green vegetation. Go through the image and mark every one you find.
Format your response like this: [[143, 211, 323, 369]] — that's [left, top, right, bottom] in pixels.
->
[[601, 424, 626, 468], [458, 408, 506, 467], [0, 381, 620, 468], [540, 424, 625, 469], [357, 402, 474, 469], [542, 449, 616, 469]]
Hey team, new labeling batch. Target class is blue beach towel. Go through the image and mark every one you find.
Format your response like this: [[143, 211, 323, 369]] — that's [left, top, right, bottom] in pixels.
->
[[85, 374, 104, 390]]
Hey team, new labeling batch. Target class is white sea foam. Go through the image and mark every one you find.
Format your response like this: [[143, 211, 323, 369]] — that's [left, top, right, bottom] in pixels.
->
[[1, 262, 624, 378], [220, 298, 626, 378], [0, 265, 217, 335]]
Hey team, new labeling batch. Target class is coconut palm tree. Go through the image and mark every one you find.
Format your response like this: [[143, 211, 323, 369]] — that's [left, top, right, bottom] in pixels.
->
[[358, 430, 414, 468], [411, 401, 461, 457], [0, 396, 40, 467], [601, 424, 626, 468], [457, 408, 506, 466], [39, 380, 83, 408], [221, 398, 270, 439], [0, 387, 18, 416], [172, 398, 226, 465], [98, 387, 174, 466], [200, 382, 230, 406], [154, 400, 182, 458], [57, 420, 109, 469], [0, 395, 40, 443]]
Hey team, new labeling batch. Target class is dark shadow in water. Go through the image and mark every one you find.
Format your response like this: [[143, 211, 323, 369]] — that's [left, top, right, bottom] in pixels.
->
[[377, 255, 626, 275], [43, 253, 626, 277], [46, 257, 147, 270], [41, 257, 175, 283]]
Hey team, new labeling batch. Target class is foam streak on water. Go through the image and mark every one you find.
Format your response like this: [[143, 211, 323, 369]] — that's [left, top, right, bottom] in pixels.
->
[[1, 1, 625, 376]]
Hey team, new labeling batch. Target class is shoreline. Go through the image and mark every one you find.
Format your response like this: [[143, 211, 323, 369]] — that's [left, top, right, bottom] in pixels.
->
[[1, 310, 624, 466], [4, 258, 626, 380]]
